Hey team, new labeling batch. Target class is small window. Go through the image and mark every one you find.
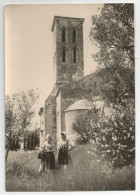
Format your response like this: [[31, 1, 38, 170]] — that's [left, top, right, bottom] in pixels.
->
[[73, 48, 76, 63], [62, 48, 66, 62], [62, 29, 65, 42], [73, 30, 76, 42]]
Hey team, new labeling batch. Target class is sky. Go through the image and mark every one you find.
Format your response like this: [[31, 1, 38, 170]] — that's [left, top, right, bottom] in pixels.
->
[[5, 4, 102, 127]]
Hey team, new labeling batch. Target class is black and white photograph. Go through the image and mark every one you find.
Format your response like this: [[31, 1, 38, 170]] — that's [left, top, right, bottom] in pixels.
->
[[5, 3, 135, 191]]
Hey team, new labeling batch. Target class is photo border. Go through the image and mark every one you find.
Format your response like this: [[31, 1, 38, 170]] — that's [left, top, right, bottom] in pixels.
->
[[0, 0, 139, 194]]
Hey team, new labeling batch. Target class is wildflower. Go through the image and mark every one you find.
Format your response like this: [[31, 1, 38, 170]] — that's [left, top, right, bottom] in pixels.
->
[[127, 133, 130, 137], [102, 136, 106, 141], [130, 148, 135, 152], [117, 143, 121, 149], [123, 136, 127, 140], [112, 135, 117, 141], [131, 136, 134, 140]]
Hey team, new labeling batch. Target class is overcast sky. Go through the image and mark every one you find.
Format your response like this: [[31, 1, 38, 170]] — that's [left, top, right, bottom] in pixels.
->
[[5, 4, 102, 126]]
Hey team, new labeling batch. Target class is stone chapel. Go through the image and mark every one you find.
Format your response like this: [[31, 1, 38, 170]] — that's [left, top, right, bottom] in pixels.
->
[[39, 16, 105, 149]]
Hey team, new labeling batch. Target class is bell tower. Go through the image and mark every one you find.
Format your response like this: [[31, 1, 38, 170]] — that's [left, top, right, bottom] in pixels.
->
[[51, 16, 84, 84]]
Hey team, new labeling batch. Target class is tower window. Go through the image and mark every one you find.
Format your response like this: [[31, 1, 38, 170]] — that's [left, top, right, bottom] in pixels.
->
[[62, 48, 66, 62], [73, 30, 76, 42], [73, 48, 77, 63], [62, 29, 65, 42]]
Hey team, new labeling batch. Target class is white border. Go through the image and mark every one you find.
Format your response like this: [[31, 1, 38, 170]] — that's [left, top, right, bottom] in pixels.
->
[[0, 0, 140, 194]]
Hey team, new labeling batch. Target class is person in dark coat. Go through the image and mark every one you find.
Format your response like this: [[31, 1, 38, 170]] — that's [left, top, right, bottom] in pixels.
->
[[58, 132, 75, 171]]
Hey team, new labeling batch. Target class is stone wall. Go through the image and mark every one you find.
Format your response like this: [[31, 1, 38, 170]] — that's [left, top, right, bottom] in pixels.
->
[[56, 89, 62, 147], [43, 73, 102, 148], [56, 90, 79, 147], [52, 16, 84, 83], [61, 97, 79, 131], [45, 86, 58, 149], [61, 73, 101, 100], [59, 73, 104, 143]]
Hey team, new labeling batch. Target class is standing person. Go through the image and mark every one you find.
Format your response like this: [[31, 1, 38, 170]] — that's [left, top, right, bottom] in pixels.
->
[[58, 132, 75, 171], [39, 134, 55, 173]]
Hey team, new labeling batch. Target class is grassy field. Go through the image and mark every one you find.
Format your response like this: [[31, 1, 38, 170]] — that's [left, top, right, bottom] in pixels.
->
[[6, 144, 135, 191]]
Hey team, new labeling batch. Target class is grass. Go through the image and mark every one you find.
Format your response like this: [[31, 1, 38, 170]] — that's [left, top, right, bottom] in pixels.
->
[[6, 144, 135, 191]]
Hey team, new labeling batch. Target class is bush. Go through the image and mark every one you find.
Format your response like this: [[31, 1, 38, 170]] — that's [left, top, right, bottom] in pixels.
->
[[73, 115, 90, 144], [73, 100, 135, 167]]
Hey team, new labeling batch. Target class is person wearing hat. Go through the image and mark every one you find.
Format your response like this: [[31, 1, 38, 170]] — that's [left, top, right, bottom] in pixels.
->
[[58, 132, 75, 171], [39, 134, 55, 173]]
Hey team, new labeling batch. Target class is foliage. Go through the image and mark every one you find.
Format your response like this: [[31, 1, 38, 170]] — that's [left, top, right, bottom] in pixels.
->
[[5, 89, 40, 160], [24, 129, 40, 150], [90, 4, 134, 66], [85, 5, 135, 167], [73, 115, 90, 144], [73, 100, 135, 167], [90, 4, 134, 106], [96, 64, 134, 106]]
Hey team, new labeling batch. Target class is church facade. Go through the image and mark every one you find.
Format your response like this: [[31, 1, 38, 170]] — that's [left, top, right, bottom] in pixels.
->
[[39, 16, 104, 149]]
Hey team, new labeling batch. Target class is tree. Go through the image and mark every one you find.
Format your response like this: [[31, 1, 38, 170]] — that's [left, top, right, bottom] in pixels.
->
[[91, 100, 135, 167], [90, 4, 134, 67], [74, 4, 135, 167], [73, 100, 135, 167], [5, 89, 39, 161], [96, 59, 134, 106], [90, 4, 134, 106]]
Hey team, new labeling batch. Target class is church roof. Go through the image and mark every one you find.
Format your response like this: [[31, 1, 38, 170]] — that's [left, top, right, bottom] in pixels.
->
[[51, 16, 85, 31], [60, 72, 101, 100], [65, 99, 96, 112]]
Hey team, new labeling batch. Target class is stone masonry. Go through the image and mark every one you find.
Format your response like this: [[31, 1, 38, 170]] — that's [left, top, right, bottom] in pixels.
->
[[39, 16, 104, 149], [52, 16, 84, 84]]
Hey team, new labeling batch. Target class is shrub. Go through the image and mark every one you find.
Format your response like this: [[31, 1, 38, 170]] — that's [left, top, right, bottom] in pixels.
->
[[73, 115, 90, 144], [73, 100, 135, 167]]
